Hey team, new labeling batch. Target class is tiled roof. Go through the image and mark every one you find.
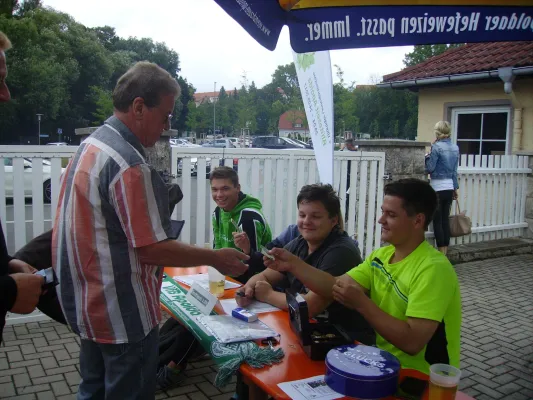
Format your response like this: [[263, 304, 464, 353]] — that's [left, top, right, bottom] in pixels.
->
[[193, 90, 235, 103], [278, 110, 306, 130], [383, 41, 533, 82]]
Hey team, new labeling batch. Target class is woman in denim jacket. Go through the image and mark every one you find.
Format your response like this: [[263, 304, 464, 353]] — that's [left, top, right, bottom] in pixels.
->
[[425, 121, 459, 255]]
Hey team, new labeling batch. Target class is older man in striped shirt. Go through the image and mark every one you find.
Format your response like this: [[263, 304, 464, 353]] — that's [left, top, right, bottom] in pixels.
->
[[52, 62, 248, 400]]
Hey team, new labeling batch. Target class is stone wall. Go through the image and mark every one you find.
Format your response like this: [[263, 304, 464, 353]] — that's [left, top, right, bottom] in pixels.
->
[[353, 139, 430, 182]]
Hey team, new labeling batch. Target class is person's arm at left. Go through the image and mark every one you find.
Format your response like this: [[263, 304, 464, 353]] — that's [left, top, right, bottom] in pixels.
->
[[8, 259, 37, 274], [333, 262, 457, 356]]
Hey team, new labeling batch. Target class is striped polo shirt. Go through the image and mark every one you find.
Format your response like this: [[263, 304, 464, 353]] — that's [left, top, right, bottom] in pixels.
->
[[52, 116, 173, 344]]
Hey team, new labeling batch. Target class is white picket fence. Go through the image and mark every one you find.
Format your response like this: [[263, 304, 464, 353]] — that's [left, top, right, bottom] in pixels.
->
[[1, 147, 530, 254], [0, 146, 77, 253], [426, 155, 531, 245], [170, 147, 386, 258], [0, 145, 387, 258]]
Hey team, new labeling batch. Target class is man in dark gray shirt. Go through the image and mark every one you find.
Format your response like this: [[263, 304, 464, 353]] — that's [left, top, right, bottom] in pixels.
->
[[237, 184, 374, 345]]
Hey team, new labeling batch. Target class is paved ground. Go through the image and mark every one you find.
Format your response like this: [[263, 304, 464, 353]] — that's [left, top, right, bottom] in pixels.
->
[[1, 254, 532, 400]]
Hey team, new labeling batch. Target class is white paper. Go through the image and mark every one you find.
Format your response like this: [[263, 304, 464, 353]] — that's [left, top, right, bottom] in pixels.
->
[[278, 376, 342, 400], [173, 274, 242, 290], [219, 298, 281, 315]]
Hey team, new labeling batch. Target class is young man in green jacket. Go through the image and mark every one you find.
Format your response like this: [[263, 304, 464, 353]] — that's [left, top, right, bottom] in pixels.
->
[[210, 166, 272, 283]]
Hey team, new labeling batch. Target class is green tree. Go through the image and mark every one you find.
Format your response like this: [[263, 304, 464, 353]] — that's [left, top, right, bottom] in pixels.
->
[[268, 63, 300, 104], [0, 7, 190, 143], [0, 0, 19, 16], [90, 86, 113, 125], [218, 86, 228, 101], [403, 44, 463, 67], [90, 26, 119, 51], [16, 0, 41, 16]]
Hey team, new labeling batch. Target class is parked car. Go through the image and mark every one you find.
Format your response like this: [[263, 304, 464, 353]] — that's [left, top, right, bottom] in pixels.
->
[[251, 136, 308, 150], [177, 157, 239, 177], [46, 142, 68, 146], [3, 158, 63, 203], [228, 138, 241, 148], [170, 138, 201, 148], [288, 138, 313, 149], [201, 139, 236, 148]]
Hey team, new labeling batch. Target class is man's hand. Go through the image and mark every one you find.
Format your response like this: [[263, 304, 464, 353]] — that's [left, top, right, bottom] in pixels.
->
[[235, 285, 254, 307], [264, 248, 300, 273], [8, 259, 37, 275], [452, 190, 458, 200], [212, 248, 249, 277], [10, 273, 44, 314], [232, 232, 251, 255], [332, 278, 366, 311], [254, 281, 273, 303]]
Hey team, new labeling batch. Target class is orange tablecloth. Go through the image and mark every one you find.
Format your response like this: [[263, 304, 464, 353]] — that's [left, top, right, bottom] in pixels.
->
[[164, 267, 474, 400]]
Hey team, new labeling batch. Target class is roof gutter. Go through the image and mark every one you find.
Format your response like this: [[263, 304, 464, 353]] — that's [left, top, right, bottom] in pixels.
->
[[377, 66, 533, 89]]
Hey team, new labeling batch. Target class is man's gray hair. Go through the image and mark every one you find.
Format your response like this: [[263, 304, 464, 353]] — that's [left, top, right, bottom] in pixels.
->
[[112, 61, 180, 112]]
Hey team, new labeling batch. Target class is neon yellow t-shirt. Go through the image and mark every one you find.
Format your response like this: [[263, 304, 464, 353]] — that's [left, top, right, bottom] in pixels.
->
[[347, 240, 461, 374]]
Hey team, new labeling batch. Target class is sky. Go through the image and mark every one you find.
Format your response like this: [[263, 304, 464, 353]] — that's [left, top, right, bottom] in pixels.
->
[[42, 0, 412, 93]]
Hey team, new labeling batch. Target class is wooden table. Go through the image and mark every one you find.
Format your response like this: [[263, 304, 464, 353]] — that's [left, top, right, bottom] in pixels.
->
[[164, 267, 474, 400]]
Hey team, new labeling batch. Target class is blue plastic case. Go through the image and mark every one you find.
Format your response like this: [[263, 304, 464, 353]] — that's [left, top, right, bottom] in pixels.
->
[[232, 307, 258, 322]]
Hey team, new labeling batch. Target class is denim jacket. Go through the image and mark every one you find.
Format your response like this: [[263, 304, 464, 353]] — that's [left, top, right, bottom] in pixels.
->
[[425, 138, 459, 189]]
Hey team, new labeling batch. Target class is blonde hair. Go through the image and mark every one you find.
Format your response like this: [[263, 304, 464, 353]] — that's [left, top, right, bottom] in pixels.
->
[[0, 32, 12, 52], [434, 120, 451, 140]]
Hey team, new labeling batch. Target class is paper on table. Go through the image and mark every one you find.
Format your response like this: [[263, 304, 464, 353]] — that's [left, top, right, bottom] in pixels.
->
[[173, 274, 242, 290], [219, 298, 281, 315], [278, 376, 343, 400]]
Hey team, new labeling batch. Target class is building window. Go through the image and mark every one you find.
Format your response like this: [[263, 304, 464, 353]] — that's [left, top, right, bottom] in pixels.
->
[[293, 123, 302, 128], [451, 107, 510, 156]]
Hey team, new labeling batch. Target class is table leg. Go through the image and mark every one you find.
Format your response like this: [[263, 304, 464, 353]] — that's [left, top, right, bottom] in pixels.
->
[[238, 372, 269, 400], [236, 372, 249, 400]]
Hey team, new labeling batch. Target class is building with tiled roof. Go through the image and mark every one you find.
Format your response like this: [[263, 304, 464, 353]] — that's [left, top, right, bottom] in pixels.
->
[[194, 90, 236, 106], [379, 42, 533, 155], [278, 110, 308, 138]]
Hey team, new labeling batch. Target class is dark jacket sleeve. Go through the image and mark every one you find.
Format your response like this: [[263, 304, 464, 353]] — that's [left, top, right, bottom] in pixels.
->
[[13, 229, 53, 271], [0, 222, 13, 274], [1, 222, 17, 342], [0, 275, 17, 340], [269, 224, 299, 249]]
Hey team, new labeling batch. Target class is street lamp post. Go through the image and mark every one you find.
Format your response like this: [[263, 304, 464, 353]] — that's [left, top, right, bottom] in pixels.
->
[[213, 82, 216, 138], [36, 114, 43, 145]]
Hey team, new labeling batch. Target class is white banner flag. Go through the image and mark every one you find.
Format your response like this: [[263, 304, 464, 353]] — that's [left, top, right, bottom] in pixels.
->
[[293, 50, 334, 185]]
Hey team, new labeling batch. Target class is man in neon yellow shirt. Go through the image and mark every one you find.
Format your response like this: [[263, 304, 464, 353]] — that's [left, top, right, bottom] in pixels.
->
[[265, 178, 461, 374]]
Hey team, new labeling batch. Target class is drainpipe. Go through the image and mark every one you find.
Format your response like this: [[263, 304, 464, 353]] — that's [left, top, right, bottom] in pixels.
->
[[498, 67, 524, 153]]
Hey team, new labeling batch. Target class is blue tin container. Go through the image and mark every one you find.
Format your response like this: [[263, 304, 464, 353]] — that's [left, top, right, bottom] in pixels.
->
[[325, 344, 401, 399]]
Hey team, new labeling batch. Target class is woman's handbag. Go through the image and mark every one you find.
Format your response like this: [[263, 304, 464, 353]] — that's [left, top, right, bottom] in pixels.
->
[[449, 200, 472, 237]]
